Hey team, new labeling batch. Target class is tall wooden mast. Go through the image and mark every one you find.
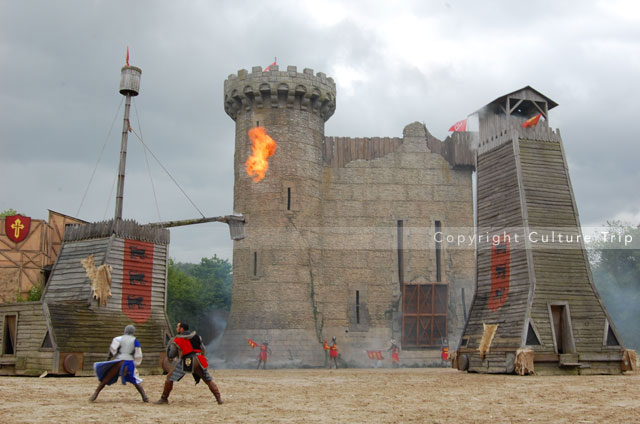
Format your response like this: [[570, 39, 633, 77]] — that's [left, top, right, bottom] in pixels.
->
[[114, 50, 141, 221]]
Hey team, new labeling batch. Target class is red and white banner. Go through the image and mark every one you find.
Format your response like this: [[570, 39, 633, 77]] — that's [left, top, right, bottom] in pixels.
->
[[366, 350, 384, 360], [448, 118, 467, 132], [4, 214, 31, 243], [122, 239, 154, 323]]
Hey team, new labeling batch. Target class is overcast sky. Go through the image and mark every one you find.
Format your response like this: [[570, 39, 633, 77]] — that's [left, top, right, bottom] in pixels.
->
[[1, 0, 639, 263]]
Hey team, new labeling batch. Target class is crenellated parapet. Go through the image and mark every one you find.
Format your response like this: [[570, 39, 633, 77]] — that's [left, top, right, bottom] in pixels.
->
[[224, 65, 336, 121]]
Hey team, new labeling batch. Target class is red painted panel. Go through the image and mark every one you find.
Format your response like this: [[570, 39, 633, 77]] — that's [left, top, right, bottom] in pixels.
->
[[122, 239, 154, 323], [488, 235, 511, 311]]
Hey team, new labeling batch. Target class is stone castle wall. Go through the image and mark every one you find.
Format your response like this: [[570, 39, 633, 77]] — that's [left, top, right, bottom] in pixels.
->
[[317, 123, 474, 365], [220, 65, 474, 367]]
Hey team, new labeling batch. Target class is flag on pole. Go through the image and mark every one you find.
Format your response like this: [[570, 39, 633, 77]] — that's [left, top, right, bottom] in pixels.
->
[[323, 340, 329, 350], [448, 118, 467, 132], [126, 46, 129, 67], [248, 338, 258, 348], [522, 113, 542, 128], [264, 61, 277, 71]]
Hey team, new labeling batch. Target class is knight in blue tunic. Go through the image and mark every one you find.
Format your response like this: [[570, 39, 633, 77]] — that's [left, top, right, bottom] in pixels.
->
[[89, 325, 149, 402]]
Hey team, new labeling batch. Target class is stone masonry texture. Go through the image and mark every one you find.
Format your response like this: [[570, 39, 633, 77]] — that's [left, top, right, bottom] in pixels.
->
[[220, 65, 474, 368]]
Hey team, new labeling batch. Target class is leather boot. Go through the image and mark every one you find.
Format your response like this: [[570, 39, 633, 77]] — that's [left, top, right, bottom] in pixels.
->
[[89, 384, 104, 402], [206, 380, 224, 404], [153, 380, 173, 404], [89, 362, 120, 402], [134, 383, 149, 402]]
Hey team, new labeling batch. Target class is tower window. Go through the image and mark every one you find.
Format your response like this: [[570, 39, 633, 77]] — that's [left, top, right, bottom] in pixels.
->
[[397, 220, 404, 284], [253, 251, 258, 277], [435, 221, 442, 282], [356, 290, 360, 324], [287, 187, 291, 211]]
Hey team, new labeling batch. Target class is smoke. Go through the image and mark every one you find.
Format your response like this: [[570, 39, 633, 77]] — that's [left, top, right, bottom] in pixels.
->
[[203, 309, 228, 362], [593, 269, 640, 351]]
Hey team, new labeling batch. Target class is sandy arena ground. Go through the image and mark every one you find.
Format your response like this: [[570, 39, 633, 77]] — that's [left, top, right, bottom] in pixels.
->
[[0, 368, 638, 423]]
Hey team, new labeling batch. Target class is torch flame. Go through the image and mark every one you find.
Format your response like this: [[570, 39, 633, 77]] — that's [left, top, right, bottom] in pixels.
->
[[246, 126, 277, 182]]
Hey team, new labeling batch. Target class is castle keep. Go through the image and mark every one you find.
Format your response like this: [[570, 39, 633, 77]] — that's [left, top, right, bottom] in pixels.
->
[[220, 65, 475, 366]]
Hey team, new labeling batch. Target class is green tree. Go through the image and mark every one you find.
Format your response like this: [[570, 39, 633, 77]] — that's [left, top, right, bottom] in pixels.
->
[[0, 208, 18, 217], [166, 259, 205, 329], [588, 221, 640, 350], [175, 256, 232, 310], [166, 255, 232, 343]]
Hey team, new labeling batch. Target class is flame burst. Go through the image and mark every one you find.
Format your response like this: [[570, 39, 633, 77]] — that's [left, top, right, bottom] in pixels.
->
[[246, 126, 277, 182]]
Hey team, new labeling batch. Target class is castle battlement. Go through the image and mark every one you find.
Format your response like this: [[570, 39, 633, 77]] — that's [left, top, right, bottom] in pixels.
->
[[224, 65, 336, 121]]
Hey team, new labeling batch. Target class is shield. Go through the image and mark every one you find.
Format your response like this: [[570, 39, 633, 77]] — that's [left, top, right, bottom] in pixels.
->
[[5, 215, 31, 243], [122, 239, 153, 323]]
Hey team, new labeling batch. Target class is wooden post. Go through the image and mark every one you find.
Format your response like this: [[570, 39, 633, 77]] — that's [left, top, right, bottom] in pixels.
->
[[114, 94, 131, 221]]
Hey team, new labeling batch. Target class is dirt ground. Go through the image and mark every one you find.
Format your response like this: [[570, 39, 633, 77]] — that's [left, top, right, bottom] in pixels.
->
[[0, 368, 638, 423]]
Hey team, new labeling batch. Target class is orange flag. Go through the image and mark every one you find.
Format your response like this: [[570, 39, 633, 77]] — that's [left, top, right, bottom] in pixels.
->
[[264, 61, 277, 71], [323, 340, 329, 350], [248, 338, 258, 348], [126, 46, 130, 67], [522, 113, 542, 128]]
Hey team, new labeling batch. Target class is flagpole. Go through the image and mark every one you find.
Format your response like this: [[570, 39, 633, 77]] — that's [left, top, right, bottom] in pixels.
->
[[114, 94, 131, 221], [115, 52, 142, 221]]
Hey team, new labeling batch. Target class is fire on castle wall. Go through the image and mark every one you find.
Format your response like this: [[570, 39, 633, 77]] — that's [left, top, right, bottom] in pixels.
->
[[246, 127, 277, 182]]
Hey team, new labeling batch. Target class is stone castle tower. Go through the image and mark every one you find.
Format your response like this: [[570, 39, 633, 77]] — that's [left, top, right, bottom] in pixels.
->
[[220, 65, 475, 367]]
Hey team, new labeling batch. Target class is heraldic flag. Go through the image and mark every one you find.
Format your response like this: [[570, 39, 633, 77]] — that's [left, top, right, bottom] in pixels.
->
[[522, 113, 542, 128], [366, 350, 384, 360], [448, 118, 467, 132]]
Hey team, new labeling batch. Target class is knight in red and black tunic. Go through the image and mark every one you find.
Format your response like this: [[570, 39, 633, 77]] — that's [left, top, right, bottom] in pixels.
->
[[257, 341, 272, 369], [328, 336, 339, 369], [154, 322, 223, 405], [388, 339, 400, 366]]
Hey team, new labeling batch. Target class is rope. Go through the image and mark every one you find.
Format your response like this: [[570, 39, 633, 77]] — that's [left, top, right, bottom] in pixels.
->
[[76, 97, 124, 217], [103, 172, 117, 220], [128, 127, 206, 219], [132, 98, 162, 221]]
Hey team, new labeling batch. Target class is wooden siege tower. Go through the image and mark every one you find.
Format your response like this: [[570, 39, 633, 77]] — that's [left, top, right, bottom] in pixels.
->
[[456, 86, 628, 375], [0, 58, 173, 376]]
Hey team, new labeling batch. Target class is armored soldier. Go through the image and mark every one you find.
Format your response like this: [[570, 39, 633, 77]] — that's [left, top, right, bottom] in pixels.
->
[[257, 341, 271, 369], [328, 336, 339, 369], [90, 325, 148, 402], [154, 322, 223, 405], [388, 339, 400, 366]]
